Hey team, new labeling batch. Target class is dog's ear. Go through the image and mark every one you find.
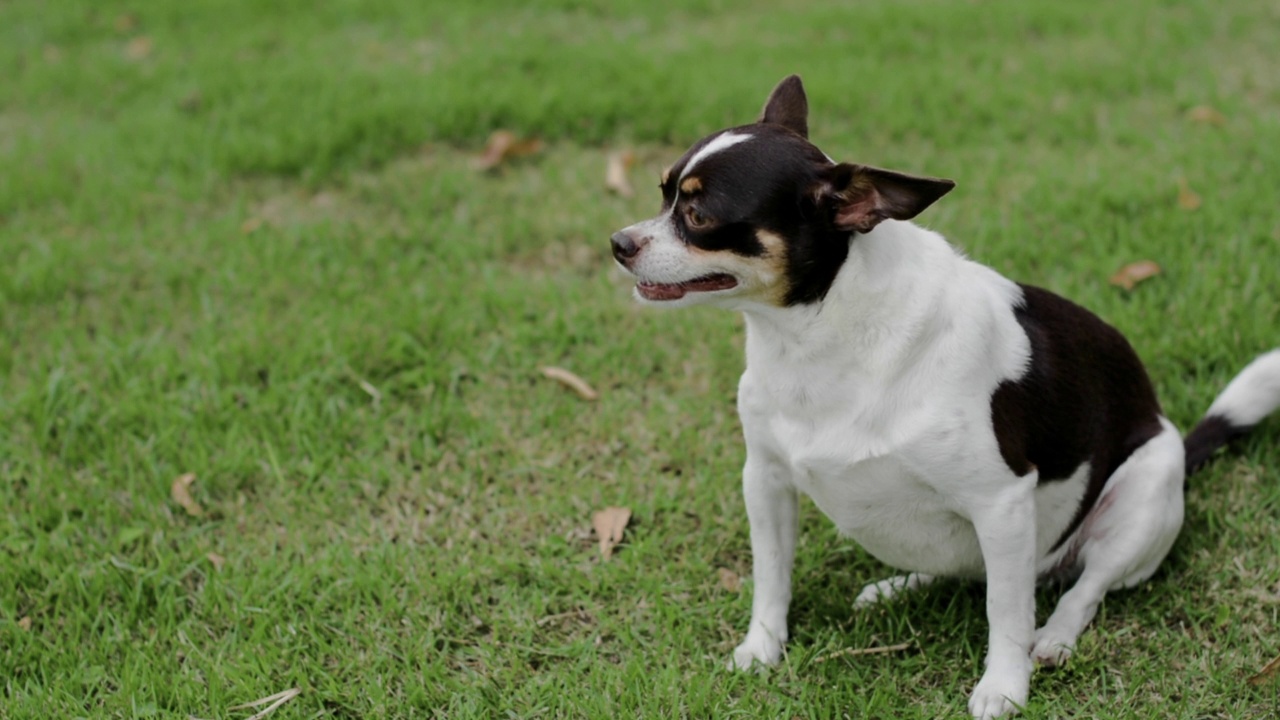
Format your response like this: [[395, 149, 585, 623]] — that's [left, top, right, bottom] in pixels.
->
[[759, 75, 808, 138], [815, 163, 955, 233]]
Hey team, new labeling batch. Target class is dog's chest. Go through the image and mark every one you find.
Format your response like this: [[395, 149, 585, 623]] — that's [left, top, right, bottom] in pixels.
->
[[743, 375, 988, 576]]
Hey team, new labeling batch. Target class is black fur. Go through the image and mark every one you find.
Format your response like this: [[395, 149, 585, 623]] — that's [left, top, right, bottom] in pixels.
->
[[820, 163, 955, 234], [1183, 414, 1246, 474], [663, 125, 855, 305], [990, 285, 1165, 549], [651, 77, 952, 306], [758, 74, 809, 139]]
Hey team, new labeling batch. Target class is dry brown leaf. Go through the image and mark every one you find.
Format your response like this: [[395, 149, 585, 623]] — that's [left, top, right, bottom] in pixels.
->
[[114, 14, 139, 33], [540, 366, 599, 401], [17, 616, 32, 631], [171, 473, 205, 517], [206, 552, 226, 571], [1186, 105, 1227, 127], [1177, 178, 1202, 211], [717, 568, 741, 592], [178, 91, 204, 114], [1249, 654, 1280, 685], [605, 150, 636, 197], [592, 506, 631, 560], [1248, 668, 1280, 686], [240, 217, 263, 234], [125, 36, 153, 60], [473, 130, 544, 171], [1109, 260, 1162, 291]]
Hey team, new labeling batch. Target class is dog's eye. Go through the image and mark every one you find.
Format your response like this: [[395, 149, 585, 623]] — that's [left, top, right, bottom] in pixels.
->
[[685, 206, 713, 230]]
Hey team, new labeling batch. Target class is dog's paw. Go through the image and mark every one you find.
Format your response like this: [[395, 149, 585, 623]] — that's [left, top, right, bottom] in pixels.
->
[[967, 663, 1029, 719], [1030, 627, 1075, 668], [854, 576, 907, 608], [728, 630, 785, 671], [853, 573, 933, 609]]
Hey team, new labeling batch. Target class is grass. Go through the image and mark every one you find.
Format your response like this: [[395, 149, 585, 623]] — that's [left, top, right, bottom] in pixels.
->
[[3, 0, 1280, 717]]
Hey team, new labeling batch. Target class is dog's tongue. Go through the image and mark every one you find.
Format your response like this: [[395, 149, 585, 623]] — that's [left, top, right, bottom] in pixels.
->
[[637, 282, 689, 301], [637, 274, 737, 301]]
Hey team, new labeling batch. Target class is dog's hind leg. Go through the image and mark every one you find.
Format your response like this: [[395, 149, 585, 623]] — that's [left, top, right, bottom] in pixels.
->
[[854, 572, 936, 608], [1031, 418, 1185, 666]]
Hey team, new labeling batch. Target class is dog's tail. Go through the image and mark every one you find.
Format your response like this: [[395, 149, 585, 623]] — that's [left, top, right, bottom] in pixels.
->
[[1184, 349, 1280, 475]]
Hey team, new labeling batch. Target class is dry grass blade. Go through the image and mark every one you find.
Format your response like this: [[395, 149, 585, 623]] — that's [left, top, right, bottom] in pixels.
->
[[536, 608, 592, 627], [228, 688, 301, 719], [206, 552, 226, 571], [170, 473, 205, 517], [1248, 655, 1280, 686], [356, 377, 382, 404], [592, 506, 631, 560], [540, 366, 599, 401], [813, 641, 913, 664], [1108, 260, 1162, 291], [605, 150, 636, 197]]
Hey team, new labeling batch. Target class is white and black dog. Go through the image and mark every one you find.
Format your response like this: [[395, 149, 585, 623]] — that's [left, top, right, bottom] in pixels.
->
[[610, 75, 1280, 718]]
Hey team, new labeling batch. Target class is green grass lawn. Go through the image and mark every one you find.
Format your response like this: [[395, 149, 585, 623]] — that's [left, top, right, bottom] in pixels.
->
[[3, 0, 1280, 717]]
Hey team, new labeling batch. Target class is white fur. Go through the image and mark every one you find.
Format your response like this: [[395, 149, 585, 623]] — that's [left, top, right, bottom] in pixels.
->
[[854, 572, 936, 607], [711, 221, 1192, 719], [1206, 349, 1280, 426], [1030, 417, 1185, 666], [613, 219, 782, 307], [619, 199, 1273, 716], [681, 131, 753, 180]]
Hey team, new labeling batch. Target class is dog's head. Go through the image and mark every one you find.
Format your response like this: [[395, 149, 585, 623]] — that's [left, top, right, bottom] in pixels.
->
[[610, 75, 956, 308]]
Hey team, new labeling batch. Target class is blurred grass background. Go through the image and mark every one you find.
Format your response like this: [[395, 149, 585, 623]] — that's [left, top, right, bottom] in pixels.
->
[[3, 0, 1280, 717]]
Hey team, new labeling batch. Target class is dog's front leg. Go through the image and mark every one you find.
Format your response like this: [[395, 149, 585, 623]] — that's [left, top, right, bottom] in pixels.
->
[[966, 478, 1036, 719], [729, 457, 798, 670]]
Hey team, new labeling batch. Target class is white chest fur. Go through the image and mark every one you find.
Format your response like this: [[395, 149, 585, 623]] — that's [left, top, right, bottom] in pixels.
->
[[741, 364, 995, 576], [736, 223, 1087, 577]]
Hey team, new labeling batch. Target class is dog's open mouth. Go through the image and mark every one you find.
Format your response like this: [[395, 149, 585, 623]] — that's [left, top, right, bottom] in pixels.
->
[[636, 273, 738, 301]]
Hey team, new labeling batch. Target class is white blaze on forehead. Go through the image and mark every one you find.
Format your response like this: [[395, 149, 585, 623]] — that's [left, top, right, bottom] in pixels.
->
[[680, 132, 752, 180]]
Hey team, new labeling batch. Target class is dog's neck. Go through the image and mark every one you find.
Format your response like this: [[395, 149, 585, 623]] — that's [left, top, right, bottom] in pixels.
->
[[739, 220, 956, 373]]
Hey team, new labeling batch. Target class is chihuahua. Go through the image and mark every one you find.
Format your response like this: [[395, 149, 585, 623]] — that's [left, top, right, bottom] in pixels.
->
[[610, 75, 1280, 718]]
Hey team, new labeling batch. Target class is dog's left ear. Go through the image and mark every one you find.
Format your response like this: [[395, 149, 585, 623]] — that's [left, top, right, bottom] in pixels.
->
[[815, 163, 955, 234], [759, 75, 808, 138]]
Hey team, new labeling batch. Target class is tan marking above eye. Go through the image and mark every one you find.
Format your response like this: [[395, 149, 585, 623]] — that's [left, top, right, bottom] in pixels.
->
[[680, 176, 703, 194]]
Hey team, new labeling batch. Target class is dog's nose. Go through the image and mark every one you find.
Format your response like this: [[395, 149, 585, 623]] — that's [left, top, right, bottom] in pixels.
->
[[611, 231, 642, 263]]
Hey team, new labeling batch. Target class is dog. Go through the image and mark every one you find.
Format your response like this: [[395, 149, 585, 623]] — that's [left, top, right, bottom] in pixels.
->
[[609, 75, 1280, 718]]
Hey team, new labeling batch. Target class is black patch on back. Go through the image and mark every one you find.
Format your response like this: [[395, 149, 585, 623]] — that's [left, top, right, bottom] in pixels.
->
[[990, 285, 1164, 549], [1183, 414, 1246, 475]]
